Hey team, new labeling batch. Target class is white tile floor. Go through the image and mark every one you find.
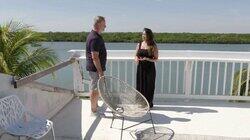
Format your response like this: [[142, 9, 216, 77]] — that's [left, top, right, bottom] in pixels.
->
[[47, 98, 250, 140]]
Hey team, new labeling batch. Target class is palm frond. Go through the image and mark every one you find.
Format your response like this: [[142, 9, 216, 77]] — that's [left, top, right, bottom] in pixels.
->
[[14, 48, 58, 77], [0, 21, 58, 78], [0, 52, 11, 74], [232, 69, 250, 96]]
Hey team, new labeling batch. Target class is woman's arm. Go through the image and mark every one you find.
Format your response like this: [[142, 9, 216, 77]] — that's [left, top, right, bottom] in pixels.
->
[[134, 43, 140, 63]]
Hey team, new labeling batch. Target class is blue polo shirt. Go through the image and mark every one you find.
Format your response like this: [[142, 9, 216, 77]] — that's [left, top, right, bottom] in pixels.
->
[[86, 30, 107, 72]]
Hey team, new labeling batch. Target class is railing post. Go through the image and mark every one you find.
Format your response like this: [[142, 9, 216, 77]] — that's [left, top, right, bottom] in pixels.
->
[[72, 60, 84, 93], [184, 60, 193, 96]]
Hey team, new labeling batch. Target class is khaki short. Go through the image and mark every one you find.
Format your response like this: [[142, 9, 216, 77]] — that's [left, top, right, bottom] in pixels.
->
[[89, 71, 99, 91]]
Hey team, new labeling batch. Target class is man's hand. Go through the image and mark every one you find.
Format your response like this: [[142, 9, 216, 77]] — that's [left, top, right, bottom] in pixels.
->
[[99, 71, 104, 78]]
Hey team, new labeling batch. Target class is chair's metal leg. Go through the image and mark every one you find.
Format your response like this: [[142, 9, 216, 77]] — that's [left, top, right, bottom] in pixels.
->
[[51, 126, 56, 140], [19, 136, 28, 140], [110, 112, 115, 128], [120, 117, 124, 140], [0, 133, 26, 140], [0, 132, 7, 139], [149, 110, 156, 134]]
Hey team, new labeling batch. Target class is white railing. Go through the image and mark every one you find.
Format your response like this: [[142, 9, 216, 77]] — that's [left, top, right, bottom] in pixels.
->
[[69, 50, 250, 101]]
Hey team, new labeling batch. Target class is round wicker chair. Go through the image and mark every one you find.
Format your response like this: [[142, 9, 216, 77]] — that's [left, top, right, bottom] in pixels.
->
[[98, 76, 155, 140]]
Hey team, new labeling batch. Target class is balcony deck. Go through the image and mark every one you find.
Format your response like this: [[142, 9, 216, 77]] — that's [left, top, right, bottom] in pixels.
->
[[3, 49, 250, 140], [46, 97, 250, 140]]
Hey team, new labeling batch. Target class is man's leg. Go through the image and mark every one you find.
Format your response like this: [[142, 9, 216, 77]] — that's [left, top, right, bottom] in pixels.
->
[[90, 89, 99, 112], [89, 71, 100, 113]]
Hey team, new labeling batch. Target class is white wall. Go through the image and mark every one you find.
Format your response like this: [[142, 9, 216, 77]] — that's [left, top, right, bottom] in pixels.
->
[[0, 73, 74, 119], [0, 73, 77, 139]]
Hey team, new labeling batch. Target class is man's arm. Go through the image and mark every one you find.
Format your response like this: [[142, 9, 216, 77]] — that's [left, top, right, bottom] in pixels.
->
[[92, 51, 103, 77]]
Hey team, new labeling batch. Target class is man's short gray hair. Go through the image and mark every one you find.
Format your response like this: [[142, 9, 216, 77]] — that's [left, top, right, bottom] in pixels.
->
[[93, 16, 105, 26]]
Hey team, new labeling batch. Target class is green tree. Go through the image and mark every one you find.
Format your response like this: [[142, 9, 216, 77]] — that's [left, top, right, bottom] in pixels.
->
[[0, 21, 58, 78], [232, 69, 250, 96], [40, 32, 250, 44]]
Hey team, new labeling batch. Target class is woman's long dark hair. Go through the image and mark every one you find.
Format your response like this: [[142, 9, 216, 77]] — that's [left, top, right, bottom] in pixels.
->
[[144, 28, 155, 46], [143, 28, 156, 56]]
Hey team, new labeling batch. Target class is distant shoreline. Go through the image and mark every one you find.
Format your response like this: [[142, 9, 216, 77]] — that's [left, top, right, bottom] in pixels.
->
[[40, 32, 250, 44], [40, 41, 250, 45]]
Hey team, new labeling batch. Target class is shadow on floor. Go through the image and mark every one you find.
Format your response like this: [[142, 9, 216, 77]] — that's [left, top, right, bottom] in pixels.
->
[[104, 111, 190, 125], [84, 104, 108, 140], [154, 98, 250, 109], [151, 106, 218, 114]]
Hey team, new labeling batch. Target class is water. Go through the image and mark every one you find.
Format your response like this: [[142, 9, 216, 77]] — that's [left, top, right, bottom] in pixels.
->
[[42, 42, 250, 60], [38, 42, 250, 93]]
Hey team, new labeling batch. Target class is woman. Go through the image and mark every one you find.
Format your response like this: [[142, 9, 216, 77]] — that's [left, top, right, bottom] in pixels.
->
[[135, 28, 158, 108]]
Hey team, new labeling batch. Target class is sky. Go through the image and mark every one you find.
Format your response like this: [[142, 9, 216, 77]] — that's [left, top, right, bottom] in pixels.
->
[[1, 0, 250, 33]]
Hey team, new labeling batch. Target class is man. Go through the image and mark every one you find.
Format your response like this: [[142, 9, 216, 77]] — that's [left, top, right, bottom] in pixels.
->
[[86, 16, 107, 114]]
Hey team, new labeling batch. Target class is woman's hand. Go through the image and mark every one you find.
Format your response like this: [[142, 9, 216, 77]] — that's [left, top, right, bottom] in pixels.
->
[[142, 57, 157, 62], [138, 57, 146, 61], [140, 57, 150, 61], [134, 57, 139, 64], [135, 56, 154, 63], [141, 57, 149, 61]]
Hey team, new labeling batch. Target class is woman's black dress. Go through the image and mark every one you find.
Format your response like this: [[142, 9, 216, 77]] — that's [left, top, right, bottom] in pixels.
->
[[136, 45, 156, 108]]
